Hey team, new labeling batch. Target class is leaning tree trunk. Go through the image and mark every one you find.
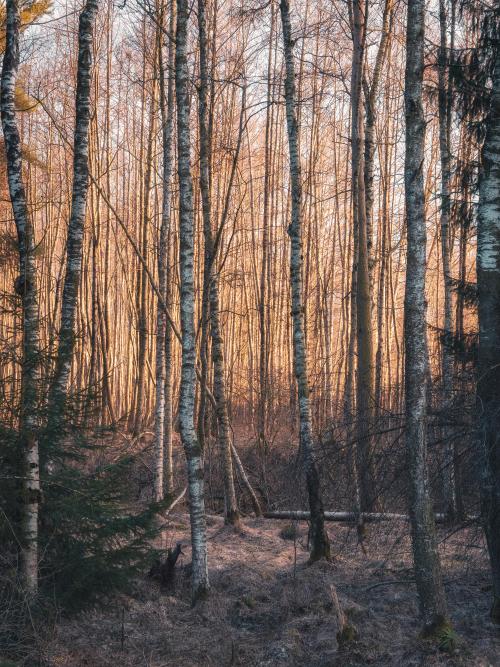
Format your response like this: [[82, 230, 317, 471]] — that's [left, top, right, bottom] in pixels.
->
[[477, 47, 500, 624], [280, 0, 330, 562], [47, 0, 98, 437], [175, 0, 210, 602], [197, 0, 240, 527], [154, 0, 175, 502], [403, 0, 449, 636], [1, 0, 42, 595]]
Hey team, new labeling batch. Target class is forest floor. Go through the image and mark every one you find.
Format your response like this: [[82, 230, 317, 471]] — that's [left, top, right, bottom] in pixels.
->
[[48, 515, 500, 666]]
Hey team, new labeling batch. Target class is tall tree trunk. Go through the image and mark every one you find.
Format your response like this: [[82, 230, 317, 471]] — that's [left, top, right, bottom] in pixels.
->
[[47, 0, 98, 434], [404, 0, 449, 635], [363, 0, 393, 286], [134, 71, 157, 436], [351, 0, 377, 513], [1, 0, 42, 594], [280, 0, 330, 562], [197, 0, 239, 527], [154, 0, 175, 502], [437, 0, 457, 521], [258, 2, 276, 453], [477, 47, 500, 624], [175, 0, 210, 602]]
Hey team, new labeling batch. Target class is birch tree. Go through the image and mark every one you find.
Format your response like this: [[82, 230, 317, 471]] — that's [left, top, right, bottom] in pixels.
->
[[1, 0, 41, 594], [175, 0, 210, 601], [280, 0, 330, 562], [154, 0, 175, 502], [477, 45, 500, 624], [47, 0, 98, 434], [197, 0, 240, 527], [403, 0, 449, 635]]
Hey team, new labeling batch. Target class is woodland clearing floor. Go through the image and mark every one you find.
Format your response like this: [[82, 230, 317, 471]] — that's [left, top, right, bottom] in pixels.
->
[[49, 516, 500, 666]]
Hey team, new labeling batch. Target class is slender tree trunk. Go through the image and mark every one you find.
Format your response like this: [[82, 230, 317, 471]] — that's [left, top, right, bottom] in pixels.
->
[[477, 47, 500, 624], [437, 0, 456, 521], [197, 0, 239, 527], [134, 71, 157, 436], [1, 0, 42, 595], [154, 0, 175, 502], [47, 0, 98, 433], [175, 0, 210, 602], [363, 0, 393, 286], [351, 0, 377, 513], [258, 2, 276, 453], [280, 0, 330, 562], [404, 0, 449, 635]]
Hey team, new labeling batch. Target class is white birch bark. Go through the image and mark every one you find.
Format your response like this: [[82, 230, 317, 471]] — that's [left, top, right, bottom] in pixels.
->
[[175, 0, 210, 601], [280, 0, 330, 562], [154, 0, 175, 502], [197, 0, 240, 526], [477, 47, 500, 624], [47, 0, 98, 432], [1, 0, 41, 595]]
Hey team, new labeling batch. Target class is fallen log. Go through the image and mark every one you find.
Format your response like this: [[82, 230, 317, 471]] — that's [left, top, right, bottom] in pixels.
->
[[263, 510, 450, 523]]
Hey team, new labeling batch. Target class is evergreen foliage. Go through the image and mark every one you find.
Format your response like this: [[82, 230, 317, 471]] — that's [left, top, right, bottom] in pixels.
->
[[1, 380, 163, 624]]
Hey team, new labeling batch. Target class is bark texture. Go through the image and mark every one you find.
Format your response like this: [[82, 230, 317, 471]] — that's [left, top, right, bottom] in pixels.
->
[[280, 0, 330, 562], [197, 0, 239, 527], [154, 0, 175, 502], [47, 0, 98, 432], [175, 0, 210, 601], [1, 0, 41, 594], [404, 0, 449, 634], [437, 0, 457, 520], [351, 0, 378, 514], [477, 47, 500, 624]]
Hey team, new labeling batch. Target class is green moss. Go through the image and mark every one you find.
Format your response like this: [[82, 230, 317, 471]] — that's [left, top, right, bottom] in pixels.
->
[[242, 595, 256, 609], [337, 623, 357, 646], [420, 616, 458, 652]]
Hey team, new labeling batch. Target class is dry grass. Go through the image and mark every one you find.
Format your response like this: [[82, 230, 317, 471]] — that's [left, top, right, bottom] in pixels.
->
[[43, 517, 500, 666]]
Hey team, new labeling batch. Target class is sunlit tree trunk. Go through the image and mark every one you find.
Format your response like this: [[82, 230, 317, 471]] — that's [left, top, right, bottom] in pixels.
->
[[175, 0, 210, 601], [154, 0, 175, 502], [280, 0, 330, 562], [1, 0, 42, 595], [404, 0, 449, 635], [47, 0, 98, 434], [363, 0, 393, 286], [258, 2, 276, 454], [134, 67, 157, 436], [197, 0, 239, 527], [477, 47, 500, 624]]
